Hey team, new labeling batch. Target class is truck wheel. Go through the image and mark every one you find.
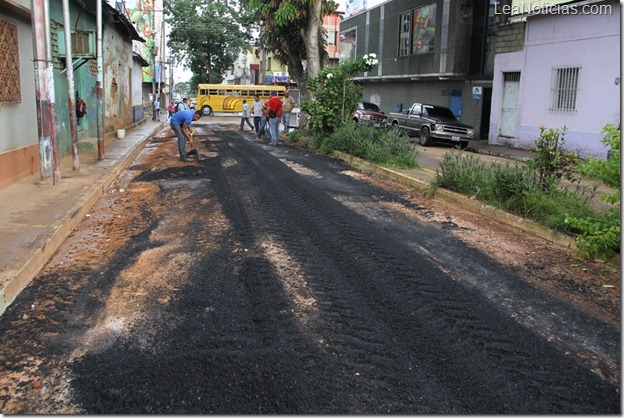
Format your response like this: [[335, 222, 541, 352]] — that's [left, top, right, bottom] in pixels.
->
[[459, 141, 469, 150], [201, 105, 213, 116], [420, 127, 432, 146]]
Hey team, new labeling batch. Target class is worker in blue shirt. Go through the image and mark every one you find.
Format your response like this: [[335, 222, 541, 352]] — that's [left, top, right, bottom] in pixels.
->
[[170, 109, 202, 161]]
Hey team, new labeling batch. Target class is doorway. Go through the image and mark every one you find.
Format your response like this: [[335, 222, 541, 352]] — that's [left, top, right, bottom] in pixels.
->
[[449, 88, 463, 119], [499, 72, 521, 137]]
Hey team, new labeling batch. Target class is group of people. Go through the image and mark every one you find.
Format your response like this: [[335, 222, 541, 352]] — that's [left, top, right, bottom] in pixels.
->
[[166, 98, 192, 121], [150, 97, 193, 123], [240, 90, 296, 146], [170, 89, 297, 163]]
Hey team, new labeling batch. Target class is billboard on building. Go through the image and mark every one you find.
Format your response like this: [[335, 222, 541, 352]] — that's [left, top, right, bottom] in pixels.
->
[[412, 3, 436, 55], [345, 0, 366, 18], [126, 0, 156, 82]]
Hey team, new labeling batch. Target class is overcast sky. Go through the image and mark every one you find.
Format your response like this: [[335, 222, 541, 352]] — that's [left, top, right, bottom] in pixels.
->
[[336, 0, 386, 14]]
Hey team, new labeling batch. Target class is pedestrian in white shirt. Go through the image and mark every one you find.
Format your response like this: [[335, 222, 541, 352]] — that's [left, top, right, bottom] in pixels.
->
[[240, 100, 254, 131], [251, 95, 265, 138]]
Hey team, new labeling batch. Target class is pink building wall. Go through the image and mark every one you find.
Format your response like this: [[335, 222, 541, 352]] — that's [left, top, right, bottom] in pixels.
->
[[490, 3, 620, 158]]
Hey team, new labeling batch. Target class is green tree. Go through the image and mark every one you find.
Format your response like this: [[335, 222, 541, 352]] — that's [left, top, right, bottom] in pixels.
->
[[165, 0, 253, 91], [302, 54, 379, 136], [247, 0, 338, 103], [174, 81, 191, 97]]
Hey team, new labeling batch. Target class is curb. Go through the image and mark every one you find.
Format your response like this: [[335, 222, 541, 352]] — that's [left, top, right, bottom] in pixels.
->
[[0, 124, 160, 316], [332, 151, 576, 250]]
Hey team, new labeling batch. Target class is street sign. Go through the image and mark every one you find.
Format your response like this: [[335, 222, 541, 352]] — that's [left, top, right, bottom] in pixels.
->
[[472, 86, 482, 100]]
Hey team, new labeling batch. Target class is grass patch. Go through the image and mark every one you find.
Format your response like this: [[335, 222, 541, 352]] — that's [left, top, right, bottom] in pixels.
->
[[320, 124, 419, 169], [431, 150, 618, 259]]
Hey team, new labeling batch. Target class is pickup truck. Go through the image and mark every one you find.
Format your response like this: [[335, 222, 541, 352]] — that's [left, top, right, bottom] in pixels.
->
[[388, 103, 474, 149], [353, 102, 388, 127]]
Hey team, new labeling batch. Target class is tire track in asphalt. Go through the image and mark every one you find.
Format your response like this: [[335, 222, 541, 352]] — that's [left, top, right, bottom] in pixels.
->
[[205, 130, 619, 413]]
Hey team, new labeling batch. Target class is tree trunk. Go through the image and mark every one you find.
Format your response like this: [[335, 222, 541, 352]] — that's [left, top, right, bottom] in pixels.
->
[[298, 0, 322, 128], [303, 0, 322, 81]]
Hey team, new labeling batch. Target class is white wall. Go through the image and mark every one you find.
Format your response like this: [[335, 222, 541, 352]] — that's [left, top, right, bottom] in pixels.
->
[[490, 5, 620, 158], [132, 59, 144, 107]]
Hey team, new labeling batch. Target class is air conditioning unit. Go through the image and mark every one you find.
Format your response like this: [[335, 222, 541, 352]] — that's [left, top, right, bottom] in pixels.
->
[[57, 30, 96, 58]]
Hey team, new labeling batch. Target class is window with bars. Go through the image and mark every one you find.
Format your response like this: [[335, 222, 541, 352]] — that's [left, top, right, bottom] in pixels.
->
[[399, 12, 411, 57], [504, 71, 520, 82], [0, 19, 21, 102], [550, 66, 580, 112]]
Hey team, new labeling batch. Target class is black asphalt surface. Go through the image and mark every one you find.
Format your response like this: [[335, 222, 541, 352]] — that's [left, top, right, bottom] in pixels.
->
[[0, 123, 619, 413]]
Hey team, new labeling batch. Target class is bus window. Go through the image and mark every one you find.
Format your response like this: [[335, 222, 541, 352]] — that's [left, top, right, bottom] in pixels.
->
[[218, 89, 226, 96], [233, 90, 241, 97]]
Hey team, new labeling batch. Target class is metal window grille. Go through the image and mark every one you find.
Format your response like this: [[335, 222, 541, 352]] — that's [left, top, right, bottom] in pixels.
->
[[0, 19, 21, 102], [550, 67, 580, 112], [503, 71, 521, 82], [399, 12, 411, 57], [50, 21, 64, 70]]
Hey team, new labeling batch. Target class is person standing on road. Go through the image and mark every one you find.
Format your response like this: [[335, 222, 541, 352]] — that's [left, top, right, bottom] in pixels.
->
[[252, 95, 265, 139], [266, 91, 283, 146], [240, 99, 254, 131], [177, 98, 190, 113], [261, 102, 273, 142], [170, 109, 202, 162], [153, 97, 161, 121], [281, 90, 296, 133], [167, 101, 175, 121]]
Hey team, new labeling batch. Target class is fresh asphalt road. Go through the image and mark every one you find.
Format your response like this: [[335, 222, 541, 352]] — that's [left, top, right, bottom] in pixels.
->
[[0, 120, 618, 413]]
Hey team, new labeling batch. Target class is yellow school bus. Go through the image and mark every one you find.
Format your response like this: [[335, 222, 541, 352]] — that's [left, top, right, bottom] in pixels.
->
[[196, 84, 286, 116]]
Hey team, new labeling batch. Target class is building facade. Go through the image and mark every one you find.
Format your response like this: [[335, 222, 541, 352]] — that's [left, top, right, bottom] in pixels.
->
[[489, 0, 619, 158], [339, 0, 505, 139], [0, 0, 38, 188], [0, 0, 146, 189]]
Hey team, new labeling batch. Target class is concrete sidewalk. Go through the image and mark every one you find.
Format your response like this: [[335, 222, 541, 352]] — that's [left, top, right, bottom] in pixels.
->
[[0, 120, 544, 316], [0, 120, 163, 315]]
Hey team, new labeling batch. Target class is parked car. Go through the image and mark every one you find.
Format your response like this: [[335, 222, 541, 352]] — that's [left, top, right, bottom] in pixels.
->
[[353, 102, 387, 127], [388, 103, 474, 149], [190, 98, 196, 109]]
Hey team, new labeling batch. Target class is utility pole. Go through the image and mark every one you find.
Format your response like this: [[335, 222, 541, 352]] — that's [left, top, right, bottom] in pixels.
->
[[150, 6, 156, 114], [62, 0, 79, 171], [159, 19, 165, 103], [31, 0, 60, 184], [96, 0, 104, 160], [169, 56, 174, 100]]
